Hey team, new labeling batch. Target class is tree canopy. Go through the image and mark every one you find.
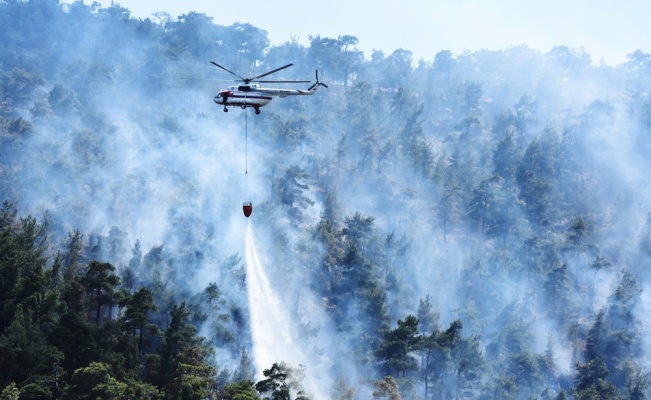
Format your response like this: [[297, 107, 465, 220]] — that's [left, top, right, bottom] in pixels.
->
[[2, 1, 651, 399]]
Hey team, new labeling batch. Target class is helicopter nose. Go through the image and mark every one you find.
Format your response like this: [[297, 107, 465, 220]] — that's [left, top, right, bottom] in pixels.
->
[[215, 90, 230, 104]]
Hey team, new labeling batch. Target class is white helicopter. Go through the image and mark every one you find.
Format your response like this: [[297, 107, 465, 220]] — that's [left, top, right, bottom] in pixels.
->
[[211, 62, 328, 114]]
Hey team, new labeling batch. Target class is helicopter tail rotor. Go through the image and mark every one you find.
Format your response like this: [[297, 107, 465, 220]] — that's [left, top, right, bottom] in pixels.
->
[[308, 70, 328, 91]]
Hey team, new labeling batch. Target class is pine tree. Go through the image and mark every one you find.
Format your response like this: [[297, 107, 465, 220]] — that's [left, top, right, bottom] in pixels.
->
[[120, 287, 160, 361], [492, 130, 520, 183], [221, 380, 259, 400], [0, 382, 20, 400], [155, 302, 215, 399], [0, 307, 63, 390], [61, 362, 127, 400], [333, 376, 355, 400], [234, 347, 256, 382], [416, 295, 440, 335], [376, 315, 421, 378], [372, 376, 401, 400], [83, 261, 121, 325], [255, 363, 291, 400]]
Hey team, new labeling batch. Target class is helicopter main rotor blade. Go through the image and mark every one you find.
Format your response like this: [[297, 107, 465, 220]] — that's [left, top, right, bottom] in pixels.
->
[[181, 77, 234, 82], [210, 61, 246, 81], [256, 80, 311, 83], [251, 63, 294, 81]]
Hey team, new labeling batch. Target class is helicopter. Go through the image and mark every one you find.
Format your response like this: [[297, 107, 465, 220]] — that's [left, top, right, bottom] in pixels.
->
[[211, 62, 328, 114]]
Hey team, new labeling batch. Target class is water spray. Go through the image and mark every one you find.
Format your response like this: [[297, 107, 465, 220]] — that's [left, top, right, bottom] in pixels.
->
[[245, 221, 294, 377]]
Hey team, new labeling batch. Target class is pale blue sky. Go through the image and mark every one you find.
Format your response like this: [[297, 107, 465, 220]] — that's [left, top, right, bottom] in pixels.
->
[[77, 0, 649, 65]]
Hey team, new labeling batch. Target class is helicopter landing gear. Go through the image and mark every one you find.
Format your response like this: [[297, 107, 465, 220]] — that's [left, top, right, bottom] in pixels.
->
[[241, 104, 247, 109], [254, 107, 261, 115], [223, 107, 228, 112]]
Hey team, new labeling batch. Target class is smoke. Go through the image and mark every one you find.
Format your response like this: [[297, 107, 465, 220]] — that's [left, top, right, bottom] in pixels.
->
[[5, 2, 651, 398]]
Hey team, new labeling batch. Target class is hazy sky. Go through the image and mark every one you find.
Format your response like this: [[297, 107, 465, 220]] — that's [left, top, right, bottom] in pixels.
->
[[79, 0, 648, 66]]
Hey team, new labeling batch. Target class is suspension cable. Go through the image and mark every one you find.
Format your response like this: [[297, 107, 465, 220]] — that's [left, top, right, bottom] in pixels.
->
[[245, 106, 248, 175]]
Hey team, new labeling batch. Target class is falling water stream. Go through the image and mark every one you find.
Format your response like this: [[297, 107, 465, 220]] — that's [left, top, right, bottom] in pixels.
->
[[244, 220, 295, 378], [244, 220, 332, 399]]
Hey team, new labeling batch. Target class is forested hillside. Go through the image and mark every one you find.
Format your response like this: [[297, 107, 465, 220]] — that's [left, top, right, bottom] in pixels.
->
[[2, 1, 651, 399]]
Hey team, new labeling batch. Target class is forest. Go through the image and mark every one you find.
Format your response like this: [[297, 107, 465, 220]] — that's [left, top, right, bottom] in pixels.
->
[[2, 0, 651, 399]]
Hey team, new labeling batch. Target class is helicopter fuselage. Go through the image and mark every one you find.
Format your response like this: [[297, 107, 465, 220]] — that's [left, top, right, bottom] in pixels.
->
[[214, 83, 321, 114], [214, 85, 273, 113]]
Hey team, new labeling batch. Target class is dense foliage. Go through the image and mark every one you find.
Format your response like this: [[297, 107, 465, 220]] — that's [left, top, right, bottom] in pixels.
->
[[2, 0, 651, 399]]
